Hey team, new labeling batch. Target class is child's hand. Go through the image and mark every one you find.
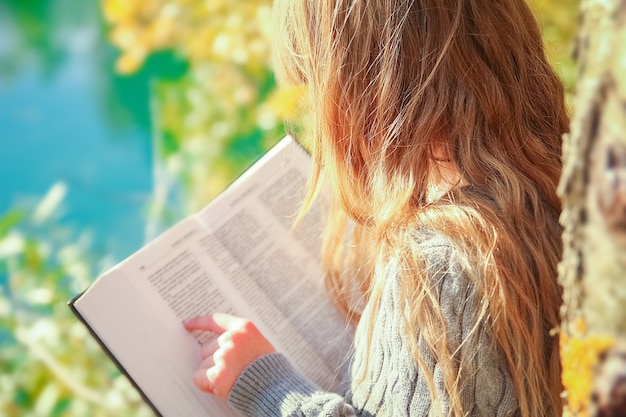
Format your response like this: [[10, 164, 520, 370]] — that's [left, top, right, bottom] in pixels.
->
[[184, 313, 276, 400]]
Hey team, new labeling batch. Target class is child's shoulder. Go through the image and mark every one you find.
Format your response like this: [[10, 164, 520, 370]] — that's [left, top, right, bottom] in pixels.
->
[[411, 228, 474, 292]]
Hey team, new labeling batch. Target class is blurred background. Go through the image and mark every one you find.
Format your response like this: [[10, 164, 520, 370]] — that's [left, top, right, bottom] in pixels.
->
[[0, 0, 578, 416]]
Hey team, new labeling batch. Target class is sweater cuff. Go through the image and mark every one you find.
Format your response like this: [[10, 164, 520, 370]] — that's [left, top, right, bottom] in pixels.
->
[[228, 352, 320, 417]]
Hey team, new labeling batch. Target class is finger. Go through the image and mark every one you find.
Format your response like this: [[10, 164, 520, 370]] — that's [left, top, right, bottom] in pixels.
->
[[217, 331, 231, 348], [205, 367, 226, 399], [199, 354, 215, 369], [184, 314, 228, 333], [200, 338, 219, 360], [193, 368, 214, 393], [212, 345, 226, 365]]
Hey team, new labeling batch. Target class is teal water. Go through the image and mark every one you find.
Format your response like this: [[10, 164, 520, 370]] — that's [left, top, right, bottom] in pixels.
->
[[0, 0, 156, 265]]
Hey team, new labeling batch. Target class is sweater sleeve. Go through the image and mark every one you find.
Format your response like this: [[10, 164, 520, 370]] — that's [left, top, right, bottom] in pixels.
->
[[228, 352, 358, 417]]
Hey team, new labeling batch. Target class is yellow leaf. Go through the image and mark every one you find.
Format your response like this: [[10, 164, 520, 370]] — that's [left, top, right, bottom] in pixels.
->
[[115, 48, 147, 74], [265, 85, 307, 120], [560, 322, 614, 417], [101, 0, 138, 24]]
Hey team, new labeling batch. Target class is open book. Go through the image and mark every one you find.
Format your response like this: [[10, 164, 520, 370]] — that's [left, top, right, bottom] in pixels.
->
[[69, 136, 353, 416]]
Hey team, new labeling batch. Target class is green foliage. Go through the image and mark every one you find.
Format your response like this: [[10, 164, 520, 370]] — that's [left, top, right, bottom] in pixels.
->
[[530, 0, 579, 99], [102, 0, 306, 212], [0, 185, 153, 417]]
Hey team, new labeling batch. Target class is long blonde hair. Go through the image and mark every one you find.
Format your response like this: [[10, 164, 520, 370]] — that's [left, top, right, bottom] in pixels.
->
[[273, 1, 569, 416]]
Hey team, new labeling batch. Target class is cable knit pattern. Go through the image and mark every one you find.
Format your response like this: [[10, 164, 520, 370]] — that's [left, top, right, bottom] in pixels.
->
[[228, 230, 519, 417]]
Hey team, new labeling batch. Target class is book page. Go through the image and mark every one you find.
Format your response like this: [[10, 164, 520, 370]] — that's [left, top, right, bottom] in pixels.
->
[[72, 217, 240, 417]]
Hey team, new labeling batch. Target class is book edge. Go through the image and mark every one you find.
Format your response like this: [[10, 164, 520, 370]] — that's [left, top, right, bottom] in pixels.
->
[[67, 296, 164, 417]]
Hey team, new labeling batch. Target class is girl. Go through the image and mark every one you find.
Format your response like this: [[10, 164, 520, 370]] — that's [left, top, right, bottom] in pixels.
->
[[184, 0, 569, 416]]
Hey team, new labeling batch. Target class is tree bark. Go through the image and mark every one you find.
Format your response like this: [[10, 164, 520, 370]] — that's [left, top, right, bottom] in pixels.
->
[[559, 1, 626, 416]]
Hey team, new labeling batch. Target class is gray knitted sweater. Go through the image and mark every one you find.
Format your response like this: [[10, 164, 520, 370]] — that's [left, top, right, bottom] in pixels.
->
[[227, 231, 519, 416]]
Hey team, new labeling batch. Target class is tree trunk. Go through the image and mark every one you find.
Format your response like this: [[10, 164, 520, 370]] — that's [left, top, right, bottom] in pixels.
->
[[559, 1, 626, 416]]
